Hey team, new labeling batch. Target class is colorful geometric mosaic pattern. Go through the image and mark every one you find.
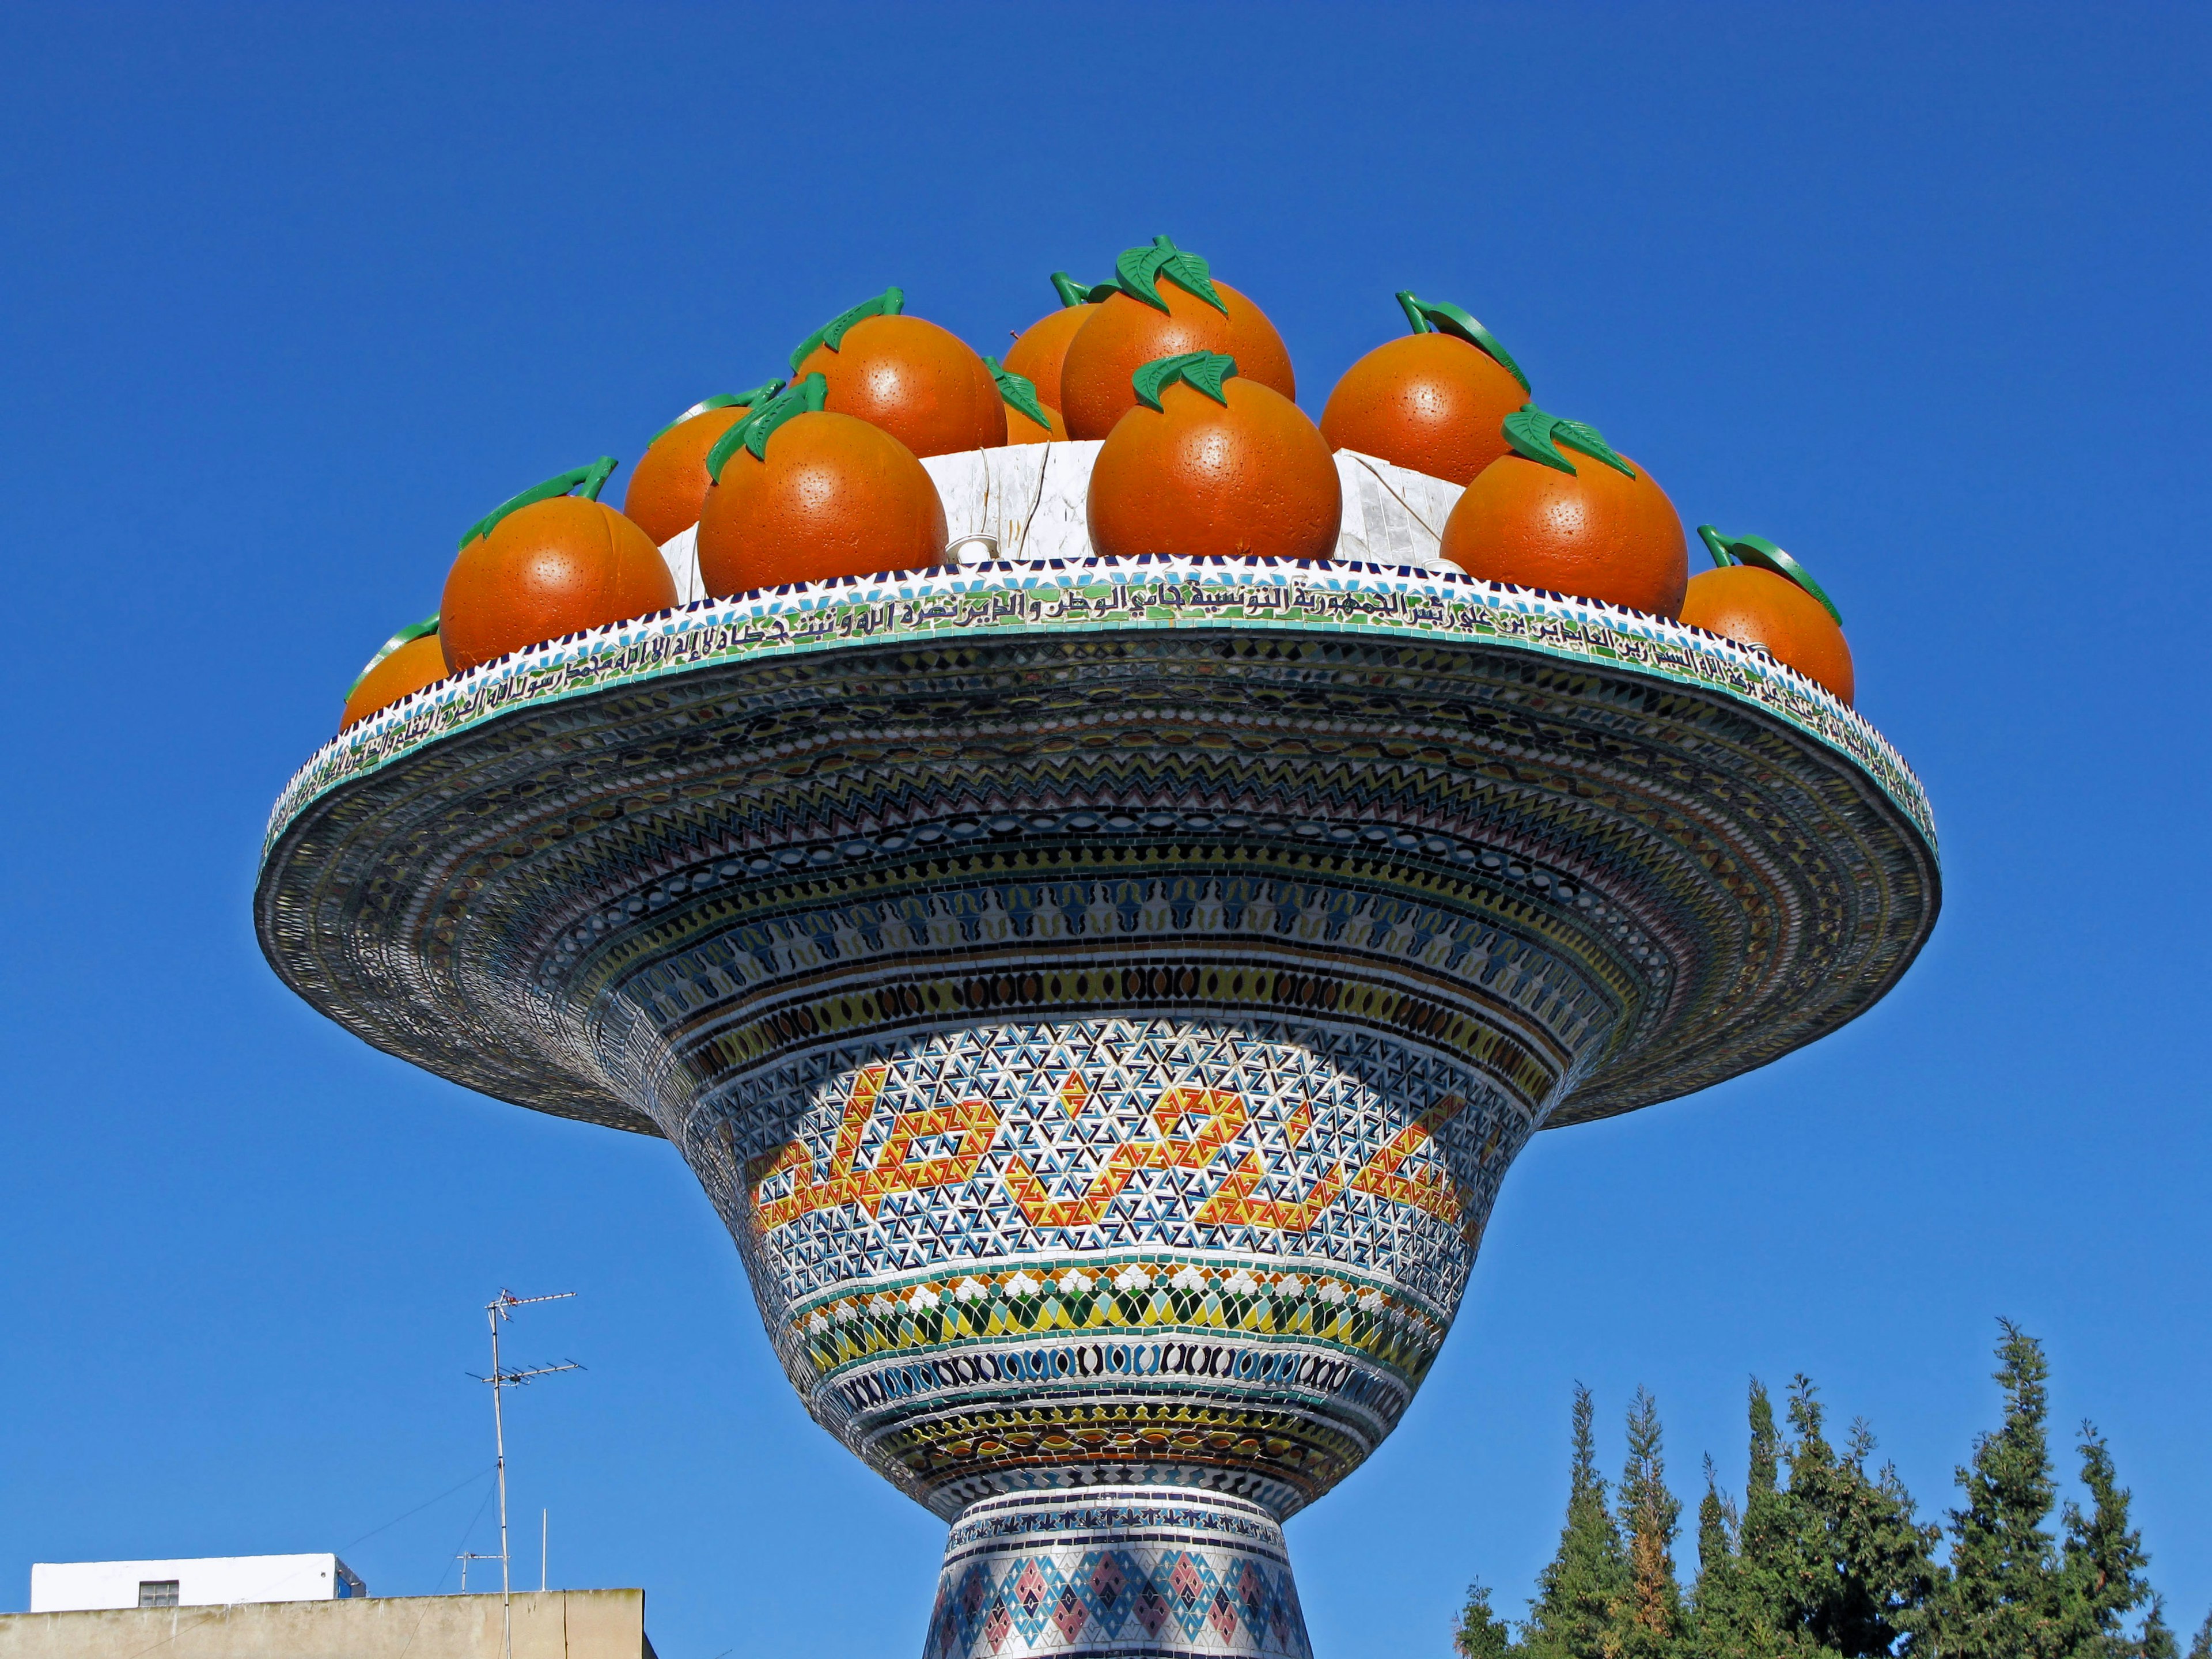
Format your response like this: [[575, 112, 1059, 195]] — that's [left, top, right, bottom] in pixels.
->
[[256, 557, 1937, 1143], [666, 1016, 1522, 1516], [926, 1488, 1309, 1659]]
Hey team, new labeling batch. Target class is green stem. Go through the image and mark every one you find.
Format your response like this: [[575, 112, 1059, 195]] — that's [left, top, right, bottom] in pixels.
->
[[649, 379, 787, 445], [1395, 292, 1532, 395], [705, 373, 829, 482], [1696, 525, 1737, 567], [347, 613, 439, 696], [460, 458, 620, 549], [1051, 272, 1113, 308], [1700, 529, 1843, 624], [788, 289, 906, 374]]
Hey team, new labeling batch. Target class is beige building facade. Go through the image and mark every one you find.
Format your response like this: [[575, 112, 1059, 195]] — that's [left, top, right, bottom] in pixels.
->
[[0, 1588, 654, 1659]]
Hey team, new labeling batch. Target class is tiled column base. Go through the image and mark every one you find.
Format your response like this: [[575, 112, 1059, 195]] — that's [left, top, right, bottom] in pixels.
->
[[923, 1487, 1310, 1659]]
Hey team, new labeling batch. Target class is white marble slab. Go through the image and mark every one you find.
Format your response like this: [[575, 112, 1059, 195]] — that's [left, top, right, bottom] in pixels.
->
[[658, 523, 704, 604], [922, 442, 1104, 565], [1330, 449, 1465, 571], [669, 442, 1469, 579]]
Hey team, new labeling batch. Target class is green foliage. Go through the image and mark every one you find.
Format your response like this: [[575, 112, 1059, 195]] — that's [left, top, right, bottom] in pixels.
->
[[1619, 1389, 1687, 1659], [2186, 1606, 2212, 1658], [2063, 1423, 2153, 1639], [1456, 1580, 1517, 1659], [1923, 1321, 2069, 1656], [2133, 1599, 2179, 1659], [1522, 1384, 1630, 1659], [1454, 1331, 2172, 1659]]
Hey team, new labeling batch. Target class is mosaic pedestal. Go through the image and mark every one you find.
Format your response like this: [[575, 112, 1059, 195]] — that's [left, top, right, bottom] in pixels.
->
[[256, 556, 1938, 1659], [928, 1489, 1308, 1659]]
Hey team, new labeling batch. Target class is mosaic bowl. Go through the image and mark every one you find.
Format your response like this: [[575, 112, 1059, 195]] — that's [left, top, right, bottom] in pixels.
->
[[257, 554, 1937, 1659]]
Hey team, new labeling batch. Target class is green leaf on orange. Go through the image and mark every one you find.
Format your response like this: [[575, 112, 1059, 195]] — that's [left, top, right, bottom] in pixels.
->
[[1113, 236, 1229, 316], [1395, 291, 1531, 395], [649, 379, 787, 445], [706, 373, 828, 482], [460, 457, 620, 548], [1696, 527, 1843, 624], [1132, 351, 1238, 411], [983, 356, 1054, 429], [347, 613, 439, 697], [1500, 406, 1635, 480], [787, 289, 906, 373]]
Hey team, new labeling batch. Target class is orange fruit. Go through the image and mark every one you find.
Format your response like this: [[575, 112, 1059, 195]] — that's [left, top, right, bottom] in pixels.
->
[[790, 287, 1005, 457], [340, 620, 448, 729], [986, 356, 1067, 444], [1320, 293, 1532, 484], [1002, 272, 1111, 410], [1059, 237, 1294, 441], [1681, 528, 1854, 703], [1440, 407, 1687, 618], [622, 380, 785, 544], [696, 374, 948, 594], [441, 459, 677, 672], [1087, 351, 1339, 562]]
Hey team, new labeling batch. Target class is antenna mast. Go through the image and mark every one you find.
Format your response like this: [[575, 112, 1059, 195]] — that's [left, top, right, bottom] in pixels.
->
[[472, 1289, 581, 1659]]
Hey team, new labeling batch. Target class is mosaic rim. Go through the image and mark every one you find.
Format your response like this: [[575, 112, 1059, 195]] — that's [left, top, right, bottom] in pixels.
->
[[265, 555, 1935, 855]]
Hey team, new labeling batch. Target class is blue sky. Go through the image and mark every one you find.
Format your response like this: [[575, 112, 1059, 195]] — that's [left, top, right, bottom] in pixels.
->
[[2, 4, 2206, 1654]]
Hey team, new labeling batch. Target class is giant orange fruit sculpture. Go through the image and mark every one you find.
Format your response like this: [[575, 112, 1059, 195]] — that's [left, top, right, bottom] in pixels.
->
[[987, 357, 1067, 444], [790, 289, 1005, 457], [1002, 272, 1111, 411], [1320, 292, 1532, 484], [441, 459, 677, 672], [339, 617, 448, 729], [622, 379, 785, 544], [1440, 407, 1688, 618], [696, 374, 948, 594], [1683, 527, 1854, 703], [1088, 352, 1339, 561], [1059, 237, 1296, 441]]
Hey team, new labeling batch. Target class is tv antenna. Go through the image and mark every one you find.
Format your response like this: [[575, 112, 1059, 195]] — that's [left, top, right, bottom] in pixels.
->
[[456, 1552, 498, 1593], [469, 1289, 581, 1659]]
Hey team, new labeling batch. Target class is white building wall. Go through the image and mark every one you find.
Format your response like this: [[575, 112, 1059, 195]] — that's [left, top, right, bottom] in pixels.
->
[[29, 1555, 365, 1612]]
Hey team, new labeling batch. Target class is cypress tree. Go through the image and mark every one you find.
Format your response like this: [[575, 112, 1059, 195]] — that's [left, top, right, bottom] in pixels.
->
[[2187, 1607, 2212, 1659], [1774, 1379, 1938, 1656], [1456, 1579, 1518, 1659], [1618, 1388, 1687, 1657], [2060, 1422, 2153, 1650], [1923, 1321, 2068, 1657], [1524, 1384, 1630, 1659], [2134, 1598, 2179, 1659], [1690, 1449, 1794, 1659]]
